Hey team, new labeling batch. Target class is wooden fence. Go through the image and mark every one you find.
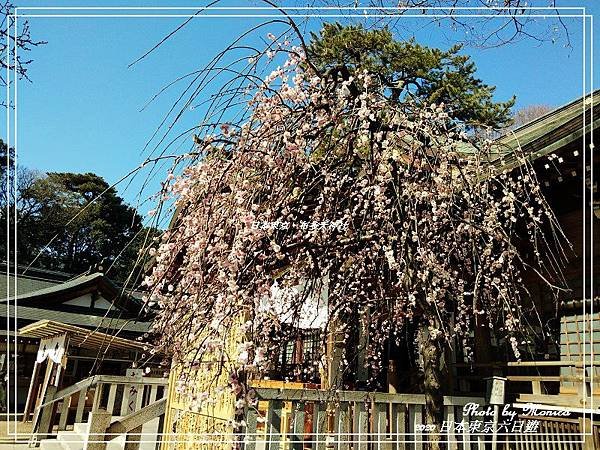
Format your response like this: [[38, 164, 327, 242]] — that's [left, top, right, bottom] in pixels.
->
[[244, 387, 488, 450], [160, 384, 600, 450], [511, 415, 599, 450]]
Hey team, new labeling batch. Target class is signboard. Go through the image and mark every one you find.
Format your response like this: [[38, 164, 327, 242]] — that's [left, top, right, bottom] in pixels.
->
[[485, 376, 507, 405]]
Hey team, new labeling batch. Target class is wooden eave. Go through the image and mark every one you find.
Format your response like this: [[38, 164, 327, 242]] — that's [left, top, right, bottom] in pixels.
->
[[19, 319, 147, 353], [491, 90, 600, 172]]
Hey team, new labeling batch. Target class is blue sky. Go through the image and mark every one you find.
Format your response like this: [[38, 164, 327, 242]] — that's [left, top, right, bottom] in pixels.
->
[[5, 1, 598, 220]]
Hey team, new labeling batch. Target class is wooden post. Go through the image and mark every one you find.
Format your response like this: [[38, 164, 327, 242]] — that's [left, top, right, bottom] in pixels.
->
[[579, 417, 594, 450], [337, 402, 350, 449], [106, 383, 118, 416], [312, 401, 324, 450], [354, 400, 368, 450], [245, 407, 259, 450], [445, 405, 456, 450], [86, 408, 112, 450], [160, 370, 178, 450], [291, 401, 305, 450], [32, 359, 54, 428], [491, 405, 500, 450], [266, 399, 283, 450], [394, 403, 406, 450], [485, 376, 507, 450], [36, 385, 58, 439], [92, 383, 104, 412], [49, 342, 69, 431], [414, 404, 423, 450], [134, 383, 144, 411], [122, 370, 144, 415], [57, 394, 70, 431], [374, 402, 388, 450], [75, 387, 87, 423], [22, 360, 41, 422]]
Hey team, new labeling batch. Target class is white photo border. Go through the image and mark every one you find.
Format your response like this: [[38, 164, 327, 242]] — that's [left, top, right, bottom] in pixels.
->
[[3, 4, 594, 446]]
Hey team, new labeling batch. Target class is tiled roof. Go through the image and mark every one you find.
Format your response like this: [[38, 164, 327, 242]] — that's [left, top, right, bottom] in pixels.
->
[[2, 272, 145, 318], [0, 302, 150, 333], [491, 89, 599, 170]]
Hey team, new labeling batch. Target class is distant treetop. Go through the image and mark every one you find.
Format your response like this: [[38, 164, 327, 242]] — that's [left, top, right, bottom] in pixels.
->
[[307, 23, 515, 130]]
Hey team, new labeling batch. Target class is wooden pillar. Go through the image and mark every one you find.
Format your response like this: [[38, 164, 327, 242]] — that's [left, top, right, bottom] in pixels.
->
[[160, 369, 177, 450], [31, 359, 54, 430], [36, 385, 57, 440], [579, 417, 595, 450], [22, 360, 41, 422]]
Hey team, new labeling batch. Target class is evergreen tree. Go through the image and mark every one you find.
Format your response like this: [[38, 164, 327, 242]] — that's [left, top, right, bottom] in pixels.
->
[[307, 23, 515, 129]]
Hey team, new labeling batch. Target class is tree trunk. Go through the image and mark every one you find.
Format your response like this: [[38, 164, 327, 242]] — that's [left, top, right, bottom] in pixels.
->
[[420, 329, 447, 450]]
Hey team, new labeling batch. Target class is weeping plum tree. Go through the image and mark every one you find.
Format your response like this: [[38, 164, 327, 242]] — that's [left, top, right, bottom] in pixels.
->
[[144, 27, 567, 448]]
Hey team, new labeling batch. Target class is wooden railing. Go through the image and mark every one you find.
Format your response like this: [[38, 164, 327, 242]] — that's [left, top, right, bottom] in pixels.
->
[[506, 360, 597, 409], [453, 360, 599, 406], [159, 382, 599, 449], [244, 387, 487, 450], [510, 415, 599, 450], [32, 374, 168, 443], [86, 397, 167, 450]]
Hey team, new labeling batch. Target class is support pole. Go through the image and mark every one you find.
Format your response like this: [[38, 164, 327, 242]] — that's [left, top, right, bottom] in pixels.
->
[[36, 385, 57, 440], [22, 360, 40, 422]]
